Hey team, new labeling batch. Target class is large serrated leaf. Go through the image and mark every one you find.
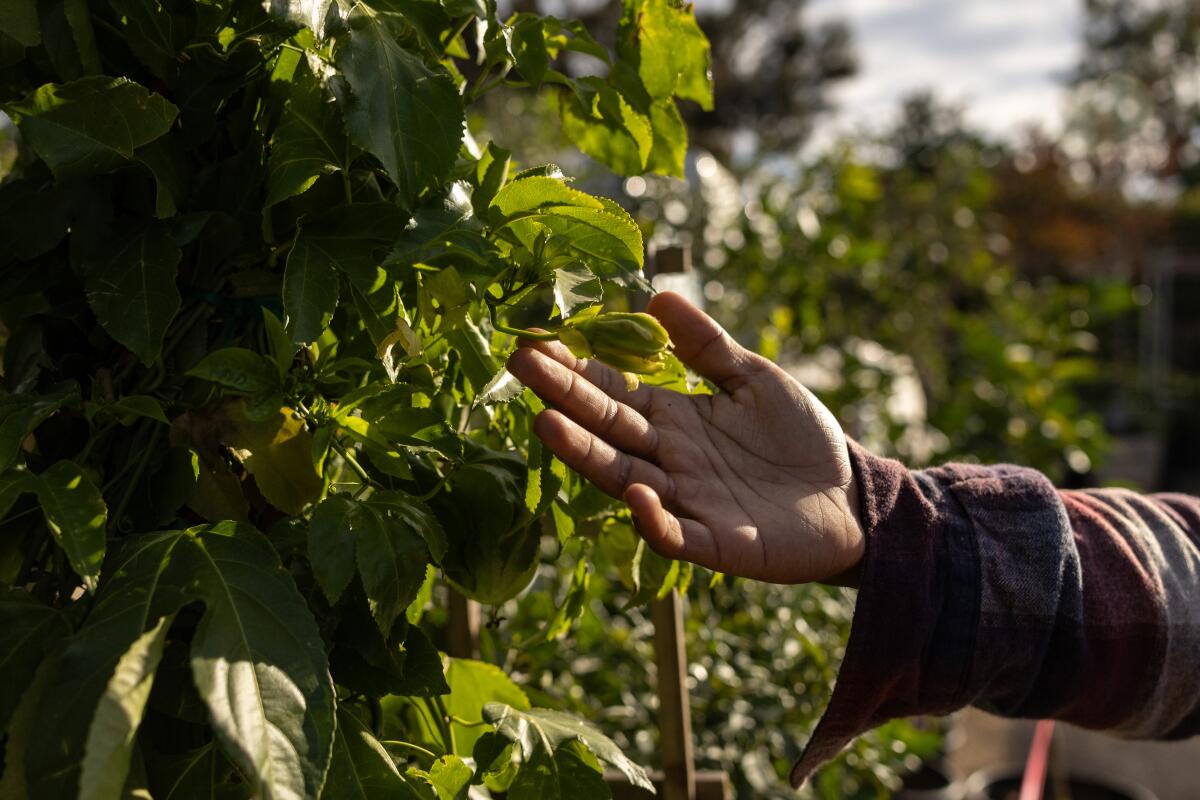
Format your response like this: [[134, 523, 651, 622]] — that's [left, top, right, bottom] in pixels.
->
[[34, 460, 107, 593], [354, 501, 432, 636], [266, 61, 349, 207], [185, 523, 336, 800], [4, 76, 178, 180], [483, 703, 652, 791], [307, 494, 359, 605], [84, 221, 182, 366], [338, 5, 464, 205], [489, 175, 603, 221]]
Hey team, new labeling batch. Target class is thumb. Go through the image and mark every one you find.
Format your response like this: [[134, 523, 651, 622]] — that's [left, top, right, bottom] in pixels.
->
[[646, 291, 765, 392]]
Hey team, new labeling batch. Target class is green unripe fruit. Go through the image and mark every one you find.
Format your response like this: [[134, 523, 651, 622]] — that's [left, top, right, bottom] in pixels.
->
[[558, 311, 672, 375]]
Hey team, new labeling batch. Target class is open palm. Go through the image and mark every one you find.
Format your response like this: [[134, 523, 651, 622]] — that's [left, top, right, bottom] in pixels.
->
[[506, 292, 865, 585]]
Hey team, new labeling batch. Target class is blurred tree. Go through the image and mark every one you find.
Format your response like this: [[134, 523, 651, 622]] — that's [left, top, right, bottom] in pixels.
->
[[521, 0, 857, 162], [697, 96, 1128, 477], [1068, 0, 1200, 188]]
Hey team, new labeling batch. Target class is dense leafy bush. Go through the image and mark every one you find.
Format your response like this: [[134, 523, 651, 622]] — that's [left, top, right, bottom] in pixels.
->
[[0, 0, 714, 797]]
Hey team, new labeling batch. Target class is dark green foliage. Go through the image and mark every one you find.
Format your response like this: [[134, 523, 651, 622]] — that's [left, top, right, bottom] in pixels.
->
[[0, 0, 711, 796]]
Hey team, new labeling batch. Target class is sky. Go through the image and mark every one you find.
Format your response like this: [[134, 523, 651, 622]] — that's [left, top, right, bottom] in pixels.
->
[[805, 0, 1085, 142]]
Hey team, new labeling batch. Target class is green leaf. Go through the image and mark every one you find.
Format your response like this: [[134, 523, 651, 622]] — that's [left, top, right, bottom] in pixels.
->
[[220, 403, 322, 515], [0, 468, 30, 519], [31, 525, 333, 799], [84, 221, 182, 366], [136, 135, 189, 218], [145, 742, 249, 800], [475, 367, 524, 407], [510, 14, 549, 87], [369, 491, 448, 563], [0, 383, 77, 472], [188, 348, 280, 395], [396, 624, 449, 697], [283, 229, 339, 346], [508, 749, 557, 800], [78, 615, 172, 800], [34, 460, 107, 593], [646, 98, 686, 176], [521, 556, 589, 648], [442, 658, 530, 756], [102, 395, 170, 425], [185, 526, 335, 800], [635, 0, 712, 109], [553, 262, 603, 318], [0, 590, 70, 732], [0, 0, 40, 47], [326, 707, 422, 799], [285, 203, 407, 344], [4, 76, 178, 180], [489, 175, 603, 221], [437, 452, 541, 604], [63, 0, 101, 75], [0, 645, 60, 800], [307, 495, 359, 605], [505, 204, 644, 281], [554, 740, 612, 799], [266, 61, 349, 207], [444, 317, 496, 390], [483, 703, 652, 791], [338, 5, 465, 205], [355, 500, 432, 636], [293, 203, 407, 292], [262, 308, 295, 379], [558, 79, 652, 176], [107, 0, 177, 79], [419, 755, 473, 800], [472, 141, 511, 215]]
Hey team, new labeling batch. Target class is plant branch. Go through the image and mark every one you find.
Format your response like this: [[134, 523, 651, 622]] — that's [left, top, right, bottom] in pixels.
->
[[382, 740, 439, 762]]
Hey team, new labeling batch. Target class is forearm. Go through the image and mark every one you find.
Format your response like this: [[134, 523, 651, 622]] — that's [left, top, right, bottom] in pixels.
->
[[789, 443, 1200, 786]]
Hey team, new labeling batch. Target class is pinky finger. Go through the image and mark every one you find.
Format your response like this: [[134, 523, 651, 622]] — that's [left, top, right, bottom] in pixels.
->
[[624, 483, 722, 573]]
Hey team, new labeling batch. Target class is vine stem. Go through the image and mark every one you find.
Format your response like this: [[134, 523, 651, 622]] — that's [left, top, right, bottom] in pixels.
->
[[331, 438, 377, 489], [424, 696, 456, 755], [382, 740, 439, 762], [447, 715, 488, 728], [109, 426, 163, 532], [490, 318, 559, 341]]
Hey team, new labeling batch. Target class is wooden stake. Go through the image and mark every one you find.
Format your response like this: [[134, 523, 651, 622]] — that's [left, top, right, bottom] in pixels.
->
[[652, 588, 696, 800]]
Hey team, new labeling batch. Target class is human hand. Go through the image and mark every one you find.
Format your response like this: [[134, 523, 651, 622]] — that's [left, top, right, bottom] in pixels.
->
[[506, 292, 865, 586]]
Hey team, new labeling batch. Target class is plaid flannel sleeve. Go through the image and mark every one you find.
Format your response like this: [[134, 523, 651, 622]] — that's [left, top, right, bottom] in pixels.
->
[[789, 441, 1200, 787]]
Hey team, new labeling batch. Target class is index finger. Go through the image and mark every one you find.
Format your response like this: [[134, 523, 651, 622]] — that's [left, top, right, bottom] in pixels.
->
[[512, 337, 656, 414]]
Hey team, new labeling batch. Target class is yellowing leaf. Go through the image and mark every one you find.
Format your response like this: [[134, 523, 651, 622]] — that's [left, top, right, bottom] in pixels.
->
[[221, 403, 321, 515]]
